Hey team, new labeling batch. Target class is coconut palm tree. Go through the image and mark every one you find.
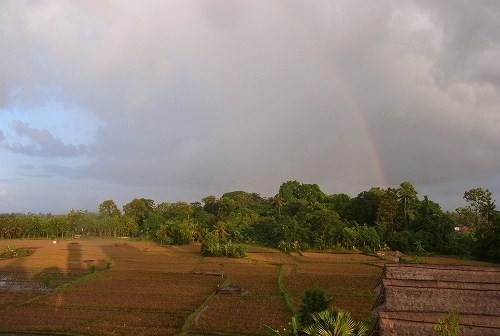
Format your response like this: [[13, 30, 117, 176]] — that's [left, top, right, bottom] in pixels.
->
[[302, 309, 369, 336], [272, 193, 285, 217]]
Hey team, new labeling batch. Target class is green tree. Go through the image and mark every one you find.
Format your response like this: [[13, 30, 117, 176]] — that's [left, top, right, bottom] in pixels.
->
[[156, 219, 193, 245], [305, 208, 344, 249], [250, 216, 283, 247], [376, 188, 399, 235], [463, 187, 494, 229], [349, 188, 384, 226], [201, 195, 218, 216], [353, 225, 381, 252], [325, 193, 352, 220], [397, 181, 418, 230], [279, 180, 326, 204], [475, 211, 500, 260], [157, 201, 193, 221], [123, 198, 155, 233], [272, 193, 285, 217], [143, 211, 166, 238], [98, 199, 121, 217]]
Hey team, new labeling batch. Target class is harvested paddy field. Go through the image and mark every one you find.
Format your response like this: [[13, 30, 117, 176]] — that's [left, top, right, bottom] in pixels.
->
[[1, 239, 492, 335]]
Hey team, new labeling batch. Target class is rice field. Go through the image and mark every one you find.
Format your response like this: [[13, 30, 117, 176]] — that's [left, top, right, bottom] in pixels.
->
[[0, 239, 488, 335]]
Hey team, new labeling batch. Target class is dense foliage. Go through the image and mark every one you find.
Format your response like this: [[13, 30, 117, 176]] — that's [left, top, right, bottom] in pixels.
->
[[298, 289, 330, 326], [0, 181, 498, 261]]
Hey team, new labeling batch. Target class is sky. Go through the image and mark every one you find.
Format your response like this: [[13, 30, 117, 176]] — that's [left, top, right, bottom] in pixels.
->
[[1, 0, 499, 214]]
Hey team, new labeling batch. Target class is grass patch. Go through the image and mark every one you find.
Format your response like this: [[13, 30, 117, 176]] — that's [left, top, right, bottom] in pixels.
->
[[37, 273, 54, 287], [0, 245, 33, 258], [278, 264, 296, 314]]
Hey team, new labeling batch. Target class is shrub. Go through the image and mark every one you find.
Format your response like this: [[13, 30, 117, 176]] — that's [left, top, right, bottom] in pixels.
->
[[387, 230, 415, 252], [298, 289, 329, 326], [446, 232, 476, 257], [0, 246, 33, 258], [434, 311, 460, 336], [106, 259, 114, 269], [37, 273, 53, 287], [200, 232, 246, 258]]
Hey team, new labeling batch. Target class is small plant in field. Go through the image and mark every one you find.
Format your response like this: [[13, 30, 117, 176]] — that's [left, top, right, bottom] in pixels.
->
[[262, 316, 299, 335], [89, 264, 96, 273], [106, 259, 114, 269], [37, 273, 53, 287], [302, 309, 369, 336], [0, 246, 33, 258], [434, 311, 460, 336]]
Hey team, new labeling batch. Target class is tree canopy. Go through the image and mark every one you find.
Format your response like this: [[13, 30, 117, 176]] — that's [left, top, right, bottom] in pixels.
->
[[1, 181, 498, 261]]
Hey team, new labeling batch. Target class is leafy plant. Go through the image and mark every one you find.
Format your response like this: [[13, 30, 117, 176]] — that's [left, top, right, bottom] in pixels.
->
[[434, 311, 460, 336], [0, 245, 33, 258], [106, 259, 114, 269], [37, 273, 53, 287], [299, 289, 329, 326], [200, 232, 246, 258], [302, 309, 369, 336]]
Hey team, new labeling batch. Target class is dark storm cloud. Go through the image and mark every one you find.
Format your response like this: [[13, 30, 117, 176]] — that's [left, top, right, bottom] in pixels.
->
[[0, 0, 499, 212], [422, 0, 500, 87], [1, 121, 88, 157]]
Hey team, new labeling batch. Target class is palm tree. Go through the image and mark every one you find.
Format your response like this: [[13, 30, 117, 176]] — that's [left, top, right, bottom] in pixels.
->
[[272, 193, 285, 217], [302, 309, 369, 336]]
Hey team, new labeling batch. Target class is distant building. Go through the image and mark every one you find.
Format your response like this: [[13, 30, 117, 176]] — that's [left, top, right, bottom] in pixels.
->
[[373, 264, 500, 336]]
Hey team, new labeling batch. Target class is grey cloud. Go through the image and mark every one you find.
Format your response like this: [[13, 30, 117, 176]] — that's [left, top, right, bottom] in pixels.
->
[[0, 1, 499, 212], [1, 121, 88, 157], [422, 0, 500, 87]]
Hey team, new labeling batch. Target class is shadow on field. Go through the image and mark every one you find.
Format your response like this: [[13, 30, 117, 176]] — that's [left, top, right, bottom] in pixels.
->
[[66, 241, 83, 274], [0, 249, 31, 293], [98, 241, 141, 266], [35, 241, 84, 292]]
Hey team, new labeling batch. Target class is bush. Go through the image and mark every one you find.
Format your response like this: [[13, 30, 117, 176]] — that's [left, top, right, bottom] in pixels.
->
[[0, 246, 33, 258], [298, 289, 329, 326], [106, 259, 114, 269], [156, 219, 193, 245], [434, 311, 460, 336], [446, 232, 476, 257], [37, 273, 53, 287], [200, 232, 246, 258], [387, 230, 415, 252]]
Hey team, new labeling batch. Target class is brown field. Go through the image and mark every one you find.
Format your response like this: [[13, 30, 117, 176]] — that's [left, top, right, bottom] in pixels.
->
[[0, 239, 495, 335]]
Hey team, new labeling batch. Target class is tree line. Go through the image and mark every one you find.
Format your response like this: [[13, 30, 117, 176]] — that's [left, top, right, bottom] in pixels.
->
[[0, 181, 498, 260]]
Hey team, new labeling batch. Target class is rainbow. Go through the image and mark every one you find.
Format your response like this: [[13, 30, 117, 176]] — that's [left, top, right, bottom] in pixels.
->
[[329, 66, 388, 188]]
